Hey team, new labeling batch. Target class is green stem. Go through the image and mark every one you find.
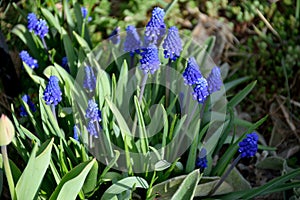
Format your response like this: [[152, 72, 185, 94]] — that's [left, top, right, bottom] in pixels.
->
[[51, 104, 57, 123], [1, 145, 15, 200]]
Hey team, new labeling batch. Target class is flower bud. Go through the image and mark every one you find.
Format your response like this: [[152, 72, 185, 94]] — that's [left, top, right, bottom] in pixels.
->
[[0, 114, 15, 146]]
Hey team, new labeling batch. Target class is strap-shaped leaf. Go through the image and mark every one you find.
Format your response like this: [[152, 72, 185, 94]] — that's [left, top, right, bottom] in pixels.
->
[[16, 138, 54, 200], [101, 176, 149, 200], [171, 169, 201, 200], [49, 159, 96, 200]]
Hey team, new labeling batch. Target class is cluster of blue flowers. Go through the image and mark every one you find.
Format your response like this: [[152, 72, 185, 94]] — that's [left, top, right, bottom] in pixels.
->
[[196, 148, 208, 170], [19, 50, 38, 69], [238, 132, 259, 158], [144, 7, 166, 45], [123, 7, 183, 74], [81, 7, 92, 22], [83, 66, 97, 92], [124, 25, 141, 56], [109, 27, 120, 45], [182, 57, 222, 104], [20, 95, 36, 117], [43, 76, 62, 106], [85, 99, 102, 138], [27, 13, 48, 39]]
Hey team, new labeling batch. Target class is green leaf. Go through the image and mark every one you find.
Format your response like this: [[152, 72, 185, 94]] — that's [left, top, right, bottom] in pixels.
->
[[134, 96, 149, 154], [256, 156, 285, 171], [151, 174, 186, 199], [63, 0, 75, 29], [16, 138, 54, 200], [49, 159, 96, 200], [41, 8, 61, 32], [73, 31, 91, 54], [164, 0, 178, 17], [224, 166, 251, 191], [171, 169, 201, 200], [228, 81, 257, 108], [224, 77, 250, 92], [195, 178, 233, 197], [11, 24, 40, 58], [101, 176, 149, 200], [0, 155, 22, 184], [219, 169, 300, 200], [185, 121, 209, 173], [105, 98, 133, 149], [116, 60, 128, 107], [62, 28, 77, 76], [83, 161, 98, 194]]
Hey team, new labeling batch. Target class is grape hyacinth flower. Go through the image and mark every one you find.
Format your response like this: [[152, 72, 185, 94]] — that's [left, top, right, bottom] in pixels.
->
[[81, 7, 92, 22], [43, 76, 62, 106], [192, 77, 209, 104], [19, 50, 38, 69], [162, 26, 182, 61], [140, 45, 160, 74], [207, 66, 222, 94], [27, 13, 38, 32], [182, 57, 203, 85], [34, 19, 49, 39], [20, 95, 36, 117], [27, 13, 49, 39], [109, 27, 120, 45], [196, 148, 208, 170], [73, 125, 79, 141], [61, 56, 70, 72], [238, 132, 259, 158], [144, 7, 166, 45], [85, 99, 101, 123], [87, 121, 98, 138], [61, 56, 68, 68], [124, 25, 141, 56], [83, 66, 97, 92]]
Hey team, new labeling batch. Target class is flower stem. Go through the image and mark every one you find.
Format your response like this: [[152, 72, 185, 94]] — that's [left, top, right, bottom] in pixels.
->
[[165, 59, 171, 107], [41, 37, 51, 61], [209, 154, 241, 196], [132, 73, 148, 136], [1, 145, 15, 199], [51, 104, 57, 123]]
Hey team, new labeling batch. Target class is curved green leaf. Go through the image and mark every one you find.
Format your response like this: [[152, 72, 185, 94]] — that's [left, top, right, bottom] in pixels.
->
[[49, 159, 96, 200], [101, 176, 149, 200], [16, 138, 54, 200]]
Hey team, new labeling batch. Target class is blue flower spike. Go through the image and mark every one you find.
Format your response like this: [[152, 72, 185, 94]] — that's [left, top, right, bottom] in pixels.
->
[[162, 26, 182, 61], [238, 133, 259, 158], [85, 99, 101, 123], [87, 121, 98, 138], [192, 77, 209, 104], [73, 125, 79, 141], [43, 76, 62, 106], [196, 148, 208, 169], [182, 57, 203, 86], [27, 13, 48, 39], [20, 94, 36, 117], [109, 27, 120, 45], [83, 66, 97, 92], [124, 25, 141, 56], [207, 66, 222, 94], [145, 7, 166, 45], [139, 45, 160, 74], [19, 50, 38, 69], [27, 13, 38, 31], [81, 7, 92, 22]]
